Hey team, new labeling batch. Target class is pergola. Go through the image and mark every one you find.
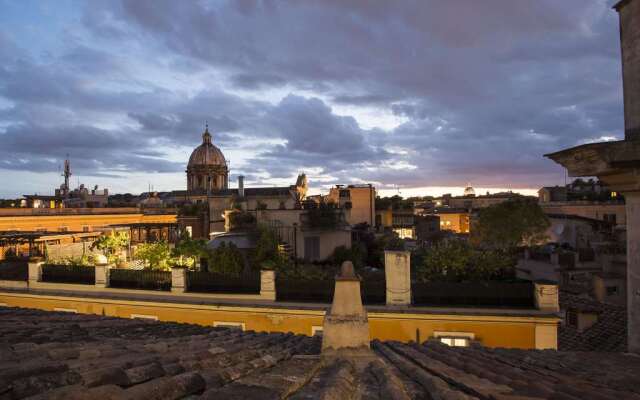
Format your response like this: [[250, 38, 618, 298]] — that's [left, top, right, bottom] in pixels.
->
[[0, 231, 101, 259], [108, 223, 180, 244]]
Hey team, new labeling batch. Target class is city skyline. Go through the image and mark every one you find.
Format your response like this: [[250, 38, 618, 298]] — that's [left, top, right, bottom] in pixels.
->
[[0, 0, 624, 198]]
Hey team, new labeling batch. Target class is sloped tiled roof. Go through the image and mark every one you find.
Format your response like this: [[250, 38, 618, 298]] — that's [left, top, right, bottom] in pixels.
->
[[1, 306, 639, 399], [559, 291, 627, 352]]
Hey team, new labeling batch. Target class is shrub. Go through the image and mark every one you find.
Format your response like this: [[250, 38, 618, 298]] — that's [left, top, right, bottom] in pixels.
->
[[135, 241, 172, 270], [209, 242, 244, 276]]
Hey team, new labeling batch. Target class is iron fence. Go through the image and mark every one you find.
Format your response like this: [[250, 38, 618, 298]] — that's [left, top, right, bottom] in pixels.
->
[[276, 278, 334, 303], [360, 279, 386, 305], [41, 264, 95, 285], [412, 281, 534, 308], [276, 275, 386, 304], [109, 268, 171, 291], [187, 271, 260, 294], [0, 262, 28, 281], [529, 251, 551, 262]]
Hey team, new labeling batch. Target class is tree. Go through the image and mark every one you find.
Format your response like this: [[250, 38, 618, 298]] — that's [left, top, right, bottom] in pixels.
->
[[415, 240, 516, 282], [135, 241, 171, 270], [252, 225, 288, 271], [172, 234, 208, 268], [91, 231, 129, 264], [209, 242, 244, 276], [471, 198, 549, 250], [330, 243, 367, 269]]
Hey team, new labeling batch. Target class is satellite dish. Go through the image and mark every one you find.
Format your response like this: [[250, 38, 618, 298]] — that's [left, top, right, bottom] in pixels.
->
[[553, 223, 565, 236]]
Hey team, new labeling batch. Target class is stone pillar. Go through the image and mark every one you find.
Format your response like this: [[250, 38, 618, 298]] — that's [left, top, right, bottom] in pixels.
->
[[626, 192, 640, 353], [384, 250, 411, 305], [95, 263, 110, 288], [616, 0, 640, 141], [27, 257, 43, 285], [534, 281, 559, 312], [260, 270, 276, 300], [171, 267, 187, 294], [322, 261, 370, 352]]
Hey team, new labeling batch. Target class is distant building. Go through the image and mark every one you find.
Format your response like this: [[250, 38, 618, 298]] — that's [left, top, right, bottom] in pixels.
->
[[433, 208, 470, 234], [325, 184, 376, 227], [538, 186, 568, 203], [177, 125, 351, 261], [431, 188, 529, 211], [19, 158, 109, 208]]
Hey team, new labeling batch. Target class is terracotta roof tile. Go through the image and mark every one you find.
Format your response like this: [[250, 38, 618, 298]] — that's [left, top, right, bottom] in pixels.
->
[[1, 306, 639, 399]]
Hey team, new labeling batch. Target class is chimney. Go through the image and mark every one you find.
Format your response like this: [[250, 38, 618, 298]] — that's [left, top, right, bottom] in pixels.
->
[[615, 0, 640, 140], [238, 175, 245, 197], [321, 261, 370, 353]]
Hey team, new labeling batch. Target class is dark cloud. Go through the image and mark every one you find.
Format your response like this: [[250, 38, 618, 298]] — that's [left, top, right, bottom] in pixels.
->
[[0, 0, 626, 195]]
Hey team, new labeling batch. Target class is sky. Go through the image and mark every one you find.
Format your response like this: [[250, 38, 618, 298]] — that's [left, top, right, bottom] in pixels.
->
[[0, 0, 625, 198]]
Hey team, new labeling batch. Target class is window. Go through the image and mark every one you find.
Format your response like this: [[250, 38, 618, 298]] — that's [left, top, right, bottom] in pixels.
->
[[185, 226, 193, 238], [213, 321, 245, 330], [439, 337, 470, 347], [59, 226, 69, 232], [54, 308, 77, 313], [131, 314, 159, 321], [433, 331, 474, 347], [82, 225, 91, 232], [304, 236, 320, 261], [606, 286, 619, 296], [311, 326, 323, 336]]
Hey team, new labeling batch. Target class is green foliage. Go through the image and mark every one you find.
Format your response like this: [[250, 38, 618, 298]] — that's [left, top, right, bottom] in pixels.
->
[[168, 255, 195, 269], [209, 242, 244, 276], [172, 233, 208, 269], [304, 202, 342, 229], [91, 231, 129, 264], [135, 241, 172, 270], [178, 203, 207, 216], [330, 242, 367, 269], [252, 225, 288, 271], [472, 198, 550, 250], [228, 211, 257, 231], [58, 255, 93, 267], [375, 195, 413, 211], [415, 240, 516, 282]]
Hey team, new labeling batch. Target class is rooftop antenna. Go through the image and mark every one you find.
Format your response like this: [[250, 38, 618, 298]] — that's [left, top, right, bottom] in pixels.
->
[[62, 155, 72, 198]]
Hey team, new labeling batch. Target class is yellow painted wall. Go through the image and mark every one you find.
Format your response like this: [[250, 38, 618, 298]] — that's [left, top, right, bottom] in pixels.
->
[[0, 213, 177, 232], [0, 292, 556, 349]]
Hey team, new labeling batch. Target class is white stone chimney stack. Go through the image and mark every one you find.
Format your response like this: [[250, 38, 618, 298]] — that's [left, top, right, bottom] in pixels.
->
[[321, 261, 370, 353]]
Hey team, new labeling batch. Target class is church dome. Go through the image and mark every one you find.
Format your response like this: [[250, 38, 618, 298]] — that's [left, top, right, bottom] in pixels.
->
[[188, 127, 226, 168]]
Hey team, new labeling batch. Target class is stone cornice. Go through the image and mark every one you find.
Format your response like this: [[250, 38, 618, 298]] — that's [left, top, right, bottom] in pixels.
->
[[545, 140, 640, 192]]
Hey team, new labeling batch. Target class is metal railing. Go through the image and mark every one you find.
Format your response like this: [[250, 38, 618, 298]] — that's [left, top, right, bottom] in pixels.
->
[[109, 269, 171, 291], [412, 281, 534, 308], [276, 278, 334, 303], [41, 264, 95, 285], [0, 262, 28, 281], [275, 275, 386, 304], [186, 271, 260, 294]]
